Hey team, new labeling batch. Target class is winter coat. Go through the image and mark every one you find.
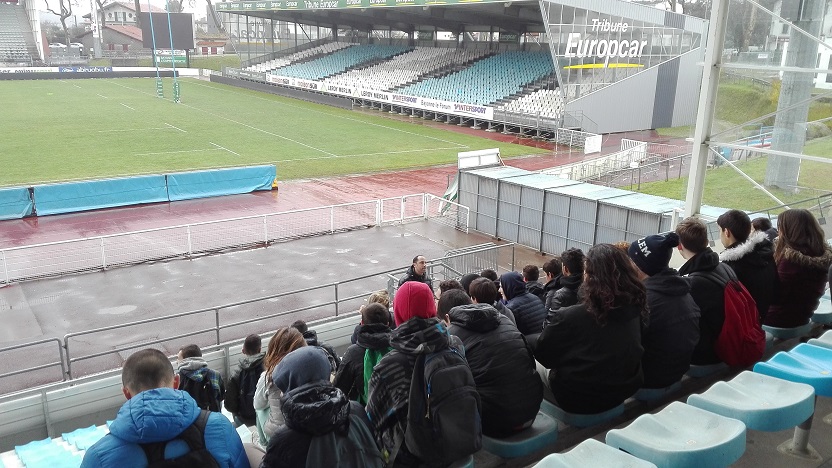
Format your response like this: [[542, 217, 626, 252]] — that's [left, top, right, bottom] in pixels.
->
[[254, 371, 284, 445], [501, 272, 547, 336], [544, 274, 582, 327], [542, 276, 561, 312], [525, 281, 546, 303], [535, 303, 644, 414], [720, 230, 778, 321], [301, 330, 341, 372], [225, 352, 265, 426], [366, 317, 460, 467], [679, 248, 725, 365], [641, 268, 701, 388], [260, 383, 383, 468], [333, 323, 392, 401], [80, 388, 248, 468], [398, 266, 434, 291], [176, 359, 225, 410], [493, 300, 516, 325], [765, 244, 832, 328], [447, 304, 543, 437]]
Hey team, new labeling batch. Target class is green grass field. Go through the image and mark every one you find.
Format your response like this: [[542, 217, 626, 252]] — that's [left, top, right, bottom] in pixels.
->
[[0, 78, 538, 187]]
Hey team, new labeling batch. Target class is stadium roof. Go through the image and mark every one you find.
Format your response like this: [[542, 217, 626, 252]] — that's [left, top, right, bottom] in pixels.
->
[[214, 0, 547, 34]]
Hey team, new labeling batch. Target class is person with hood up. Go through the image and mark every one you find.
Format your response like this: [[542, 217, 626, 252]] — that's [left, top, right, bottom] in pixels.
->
[[438, 289, 543, 437], [765, 209, 832, 328], [366, 281, 467, 467], [176, 344, 225, 412], [81, 348, 248, 468], [291, 320, 340, 373], [260, 347, 383, 468], [500, 271, 547, 336], [718, 209, 777, 322], [628, 232, 700, 389], [333, 303, 393, 403]]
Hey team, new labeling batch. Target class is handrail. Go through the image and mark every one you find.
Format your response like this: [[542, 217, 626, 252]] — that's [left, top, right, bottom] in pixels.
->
[[0, 338, 65, 382]]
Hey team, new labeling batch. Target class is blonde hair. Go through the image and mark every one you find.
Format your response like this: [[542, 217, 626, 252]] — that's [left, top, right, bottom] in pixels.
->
[[367, 290, 390, 309]]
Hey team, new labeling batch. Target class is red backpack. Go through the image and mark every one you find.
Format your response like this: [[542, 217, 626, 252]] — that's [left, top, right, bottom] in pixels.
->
[[692, 264, 766, 367]]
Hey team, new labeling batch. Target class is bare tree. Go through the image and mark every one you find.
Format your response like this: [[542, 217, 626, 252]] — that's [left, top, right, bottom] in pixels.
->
[[166, 0, 195, 13], [43, 0, 78, 46]]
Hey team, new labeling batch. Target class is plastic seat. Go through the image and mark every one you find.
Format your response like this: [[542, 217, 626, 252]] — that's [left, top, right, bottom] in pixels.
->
[[762, 323, 813, 340], [686, 362, 728, 378], [605, 402, 746, 468], [481, 410, 557, 458], [634, 381, 682, 402], [62, 424, 108, 450], [807, 329, 832, 350], [687, 371, 815, 432], [540, 399, 624, 428], [447, 455, 474, 468], [811, 294, 832, 325], [534, 438, 656, 467], [754, 343, 832, 397]]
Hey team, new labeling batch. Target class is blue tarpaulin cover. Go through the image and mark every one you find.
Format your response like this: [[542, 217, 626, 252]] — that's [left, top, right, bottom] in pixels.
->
[[0, 187, 34, 220], [166, 165, 275, 201], [33, 175, 168, 216]]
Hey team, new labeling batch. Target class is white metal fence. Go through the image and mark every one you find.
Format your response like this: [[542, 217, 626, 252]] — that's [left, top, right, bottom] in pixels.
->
[[0, 194, 468, 284]]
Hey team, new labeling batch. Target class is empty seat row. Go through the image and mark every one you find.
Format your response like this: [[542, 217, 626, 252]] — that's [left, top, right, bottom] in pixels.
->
[[245, 41, 354, 73], [499, 88, 565, 119], [273, 44, 412, 81]]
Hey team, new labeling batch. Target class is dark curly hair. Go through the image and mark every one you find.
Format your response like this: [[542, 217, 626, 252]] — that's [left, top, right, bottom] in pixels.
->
[[580, 243, 648, 326]]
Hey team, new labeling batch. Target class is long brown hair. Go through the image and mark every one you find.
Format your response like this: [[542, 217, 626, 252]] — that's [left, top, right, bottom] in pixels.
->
[[264, 327, 306, 378], [580, 243, 648, 326], [774, 209, 826, 262]]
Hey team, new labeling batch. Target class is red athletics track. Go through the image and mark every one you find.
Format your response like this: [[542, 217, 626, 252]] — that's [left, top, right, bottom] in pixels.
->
[[0, 128, 683, 249]]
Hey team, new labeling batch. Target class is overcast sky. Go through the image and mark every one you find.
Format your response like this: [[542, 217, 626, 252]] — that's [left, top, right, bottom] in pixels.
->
[[40, 0, 207, 21]]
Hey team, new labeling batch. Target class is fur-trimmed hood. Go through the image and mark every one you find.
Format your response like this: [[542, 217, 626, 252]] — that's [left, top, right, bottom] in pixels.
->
[[719, 230, 772, 263], [779, 243, 832, 271]]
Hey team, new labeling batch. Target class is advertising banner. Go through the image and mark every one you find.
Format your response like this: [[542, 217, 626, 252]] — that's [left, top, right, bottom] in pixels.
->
[[216, 0, 499, 11], [58, 66, 114, 73], [0, 67, 59, 73]]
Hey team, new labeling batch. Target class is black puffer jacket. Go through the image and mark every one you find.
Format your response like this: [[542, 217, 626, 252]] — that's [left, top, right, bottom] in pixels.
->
[[398, 266, 434, 291], [641, 268, 701, 388], [720, 230, 778, 321], [679, 249, 725, 365], [525, 281, 546, 303], [544, 274, 582, 327], [535, 303, 644, 414], [542, 276, 561, 312], [333, 323, 391, 401], [447, 304, 542, 437], [302, 330, 341, 372], [501, 272, 546, 336], [261, 383, 382, 468]]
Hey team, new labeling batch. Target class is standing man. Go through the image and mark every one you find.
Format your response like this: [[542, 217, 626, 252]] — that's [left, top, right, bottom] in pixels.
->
[[399, 255, 434, 291]]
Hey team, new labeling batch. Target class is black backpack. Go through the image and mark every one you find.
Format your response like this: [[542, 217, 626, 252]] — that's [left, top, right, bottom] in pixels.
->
[[140, 410, 220, 468], [236, 363, 262, 421], [179, 374, 220, 412], [403, 348, 482, 465]]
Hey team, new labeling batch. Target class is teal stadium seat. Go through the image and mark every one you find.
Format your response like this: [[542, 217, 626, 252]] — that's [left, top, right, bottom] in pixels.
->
[[605, 402, 746, 468], [810, 293, 832, 325], [481, 410, 557, 458], [539, 399, 624, 428], [62, 425, 108, 450], [754, 343, 832, 397], [533, 439, 656, 468], [762, 323, 813, 340], [634, 381, 682, 402], [807, 329, 832, 350], [15, 438, 83, 468]]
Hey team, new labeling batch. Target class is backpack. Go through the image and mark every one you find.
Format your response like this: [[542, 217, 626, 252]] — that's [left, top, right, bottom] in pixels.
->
[[236, 363, 262, 421], [179, 374, 220, 412], [692, 264, 765, 367], [140, 410, 220, 468], [362, 347, 392, 405], [402, 348, 482, 465]]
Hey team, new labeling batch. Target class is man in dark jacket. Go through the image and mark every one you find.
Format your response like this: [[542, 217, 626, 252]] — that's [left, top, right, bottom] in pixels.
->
[[398, 255, 434, 291], [333, 303, 392, 403], [676, 217, 726, 365], [469, 277, 516, 325], [261, 346, 383, 468], [176, 344, 225, 412], [224, 334, 265, 427], [544, 248, 584, 327], [541, 257, 562, 312], [628, 233, 701, 389], [292, 320, 340, 373], [718, 210, 777, 321], [500, 271, 547, 336], [523, 265, 546, 303], [438, 290, 543, 437]]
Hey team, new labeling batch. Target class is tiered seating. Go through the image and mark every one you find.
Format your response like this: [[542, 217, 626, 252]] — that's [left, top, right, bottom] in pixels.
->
[[246, 41, 354, 73], [0, 2, 33, 63], [396, 51, 554, 105], [273, 44, 411, 81], [499, 88, 565, 118], [321, 47, 490, 92]]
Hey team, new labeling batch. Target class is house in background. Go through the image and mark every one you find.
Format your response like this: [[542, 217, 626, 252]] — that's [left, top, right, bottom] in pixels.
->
[[77, 24, 143, 53]]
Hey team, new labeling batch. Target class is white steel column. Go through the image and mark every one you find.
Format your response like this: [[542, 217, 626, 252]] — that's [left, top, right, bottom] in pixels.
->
[[684, 0, 729, 218]]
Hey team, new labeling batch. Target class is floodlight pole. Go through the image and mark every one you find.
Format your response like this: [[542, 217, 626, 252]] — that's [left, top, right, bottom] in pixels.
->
[[684, 0, 729, 218], [147, 1, 164, 98], [165, 4, 180, 103]]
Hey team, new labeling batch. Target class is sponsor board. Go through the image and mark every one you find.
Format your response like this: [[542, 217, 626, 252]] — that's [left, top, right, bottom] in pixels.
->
[[58, 66, 114, 73], [325, 83, 355, 96], [225, 68, 267, 81], [563, 18, 648, 68], [0, 67, 59, 73]]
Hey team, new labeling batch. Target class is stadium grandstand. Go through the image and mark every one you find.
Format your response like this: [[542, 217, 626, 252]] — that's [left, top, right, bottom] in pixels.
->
[[1, 0, 832, 464]]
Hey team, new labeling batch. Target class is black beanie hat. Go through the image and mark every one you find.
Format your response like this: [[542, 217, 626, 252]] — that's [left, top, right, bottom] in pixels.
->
[[628, 232, 680, 276]]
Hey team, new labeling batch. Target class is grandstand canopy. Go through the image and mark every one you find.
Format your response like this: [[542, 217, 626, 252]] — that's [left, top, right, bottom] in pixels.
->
[[215, 0, 547, 34]]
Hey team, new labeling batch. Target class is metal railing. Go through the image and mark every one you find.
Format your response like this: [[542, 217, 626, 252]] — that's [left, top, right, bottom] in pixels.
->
[[0, 194, 467, 285], [1, 241, 513, 392]]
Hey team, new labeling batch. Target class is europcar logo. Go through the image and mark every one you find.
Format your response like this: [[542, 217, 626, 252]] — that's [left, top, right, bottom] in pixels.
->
[[564, 19, 647, 69]]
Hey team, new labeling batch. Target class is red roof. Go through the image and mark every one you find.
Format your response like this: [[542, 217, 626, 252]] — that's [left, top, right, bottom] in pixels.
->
[[105, 24, 144, 41]]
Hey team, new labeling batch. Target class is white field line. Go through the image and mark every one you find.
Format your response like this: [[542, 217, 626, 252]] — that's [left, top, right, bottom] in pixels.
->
[[97, 94, 108, 99], [187, 79, 470, 149], [209, 142, 241, 157], [121, 103, 136, 111], [104, 79, 337, 157], [135, 148, 223, 156], [165, 122, 187, 133]]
